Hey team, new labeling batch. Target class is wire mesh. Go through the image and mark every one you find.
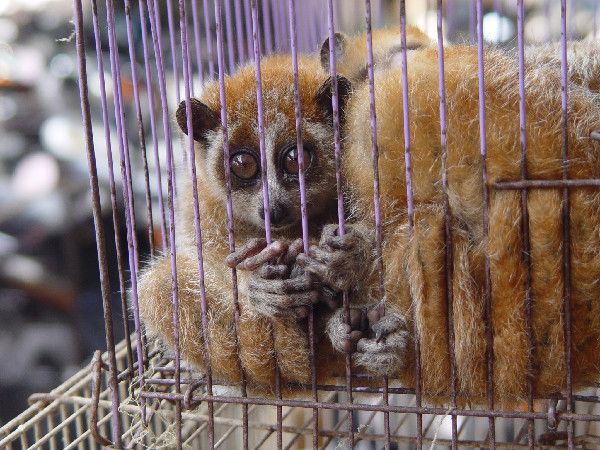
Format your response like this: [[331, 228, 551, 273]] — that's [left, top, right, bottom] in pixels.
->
[[3, 0, 600, 449], [4, 340, 600, 448]]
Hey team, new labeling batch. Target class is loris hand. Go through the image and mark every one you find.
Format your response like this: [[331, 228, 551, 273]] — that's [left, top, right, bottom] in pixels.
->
[[296, 224, 373, 292], [226, 239, 318, 320]]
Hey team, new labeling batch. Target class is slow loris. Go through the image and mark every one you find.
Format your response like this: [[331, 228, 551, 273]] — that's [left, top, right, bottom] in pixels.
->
[[299, 41, 600, 405], [137, 55, 361, 393]]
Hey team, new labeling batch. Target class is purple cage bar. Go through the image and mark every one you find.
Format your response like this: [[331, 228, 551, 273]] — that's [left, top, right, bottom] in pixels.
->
[[68, 0, 600, 449]]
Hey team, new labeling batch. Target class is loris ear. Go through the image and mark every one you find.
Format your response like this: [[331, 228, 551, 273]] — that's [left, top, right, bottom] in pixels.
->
[[176, 99, 220, 143], [320, 32, 347, 72], [315, 75, 352, 121]]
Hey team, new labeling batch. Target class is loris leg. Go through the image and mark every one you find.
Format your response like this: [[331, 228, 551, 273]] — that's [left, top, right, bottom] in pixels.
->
[[137, 254, 241, 382]]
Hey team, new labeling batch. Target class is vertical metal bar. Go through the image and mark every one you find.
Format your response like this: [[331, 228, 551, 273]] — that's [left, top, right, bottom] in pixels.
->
[[224, 0, 236, 72], [125, 0, 156, 372], [248, 3, 283, 448], [244, 0, 254, 59], [375, 0, 384, 27], [447, 0, 455, 40], [559, 0, 575, 448], [105, 0, 148, 424], [60, 405, 71, 445], [325, 0, 354, 447], [544, 0, 552, 42], [399, 1, 420, 447], [122, 1, 156, 262], [203, 0, 216, 77], [469, 0, 476, 42], [516, 1, 535, 448], [90, 0, 136, 393], [234, 0, 246, 63], [191, 0, 205, 85], [260, 0, 274, 54], [145, 0, 183, 446], [250, 0, 273, 242], [287, 1, 318, 447], [213, 0, 250, 447], [139, 0, 169, 251], [105, 0, 141, 284], [279, 0, 289, 52], [476, 0, 496, 448], [271, 0, 282, 51], [364, 1, 390, 449], [72, 0, 122, 445], [594, 0, 598, 38], [435, 1, 458, 449], [166, 0, 181, 104], [178, 0, 215, 446]]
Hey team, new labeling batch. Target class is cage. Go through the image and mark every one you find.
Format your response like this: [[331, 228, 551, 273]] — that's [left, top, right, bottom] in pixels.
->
[[2, 0, 600, 449]]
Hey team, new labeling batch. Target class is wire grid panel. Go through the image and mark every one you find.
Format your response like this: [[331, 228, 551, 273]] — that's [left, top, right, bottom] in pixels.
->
[[4, 340, 600, 449], [62, 0, 600, 449]]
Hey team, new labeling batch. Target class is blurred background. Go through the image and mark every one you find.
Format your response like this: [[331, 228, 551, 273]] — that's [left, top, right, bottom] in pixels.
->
[[0, 0, 598, 427]]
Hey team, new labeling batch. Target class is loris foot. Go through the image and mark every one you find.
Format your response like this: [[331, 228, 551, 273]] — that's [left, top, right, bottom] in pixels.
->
[[296, 224, 373, 292], [227, 238, 317, 319], [328, 306, 409, 375], [354, 308, 410, 376]]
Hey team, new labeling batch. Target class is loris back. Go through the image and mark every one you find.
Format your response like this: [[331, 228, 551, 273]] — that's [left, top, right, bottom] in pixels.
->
[[344, 44, 600, 404]]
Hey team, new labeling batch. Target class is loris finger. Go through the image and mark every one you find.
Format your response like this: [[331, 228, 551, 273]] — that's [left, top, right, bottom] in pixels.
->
[[343, 330, 364, 353], [237, 241, 288, 270], [250, 274, 315, 295], [256, 264, 289, 279], [371, 312, 407, 342], [280, 238, 304, 265], [225, 238, 267, 268], [321, 230, 359, 251], [296, 254, 331, 282]]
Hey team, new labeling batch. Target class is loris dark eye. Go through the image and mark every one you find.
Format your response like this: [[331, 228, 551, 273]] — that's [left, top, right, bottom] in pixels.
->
[[280, 144, 312, 176], [230, 150, 259, 181]]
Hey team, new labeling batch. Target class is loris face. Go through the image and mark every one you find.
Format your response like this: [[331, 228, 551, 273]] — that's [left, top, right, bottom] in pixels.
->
[[176, 56, 352, 238]]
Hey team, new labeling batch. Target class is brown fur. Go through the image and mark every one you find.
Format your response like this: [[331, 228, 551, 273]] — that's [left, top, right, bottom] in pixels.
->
[[343, 44, 600, 404]]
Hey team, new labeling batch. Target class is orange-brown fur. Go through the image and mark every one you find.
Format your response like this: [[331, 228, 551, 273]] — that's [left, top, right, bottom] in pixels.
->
[[322, 26, 432, 83], [343, 44, 600, 404], [137, 55, 347, 394]]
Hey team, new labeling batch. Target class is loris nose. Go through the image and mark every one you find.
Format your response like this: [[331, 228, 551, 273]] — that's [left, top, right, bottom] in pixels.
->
[[259, 204, 287, 226]]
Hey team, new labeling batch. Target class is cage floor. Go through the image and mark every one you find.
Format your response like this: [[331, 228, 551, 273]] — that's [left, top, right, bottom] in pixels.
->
[[2, 338, 600, 449]]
